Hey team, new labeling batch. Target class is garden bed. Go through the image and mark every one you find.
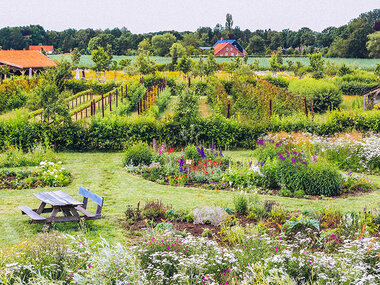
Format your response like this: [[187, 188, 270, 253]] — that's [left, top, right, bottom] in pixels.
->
[[123, 138, 378, 198], [0, 161, 71, 189]]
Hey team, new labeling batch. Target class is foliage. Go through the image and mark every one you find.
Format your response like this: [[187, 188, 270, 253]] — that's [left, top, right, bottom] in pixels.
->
[[288, 78, 342, 113], [174, 87, 199, 122], [151, 33, 176, 56], [39, 160, 71, 187], [134, 53, 156, 74], [366, 31, 380, 58], [123, 142, 153, 167], [91, 47, 112, 73], [142, 200, 168, 220], [71, 48, 81, 67], [233, 193, 248, 215], [308, 53, 325, 79], [0, 142, 58, 168]]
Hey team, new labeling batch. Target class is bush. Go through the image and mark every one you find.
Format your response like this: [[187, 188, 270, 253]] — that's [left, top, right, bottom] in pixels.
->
[[288, 78, 342, 113], [294, 190, 305, 198], [263, 75, 289, 88], [233, 194, 248, 215], [123, 142, 153, 166], [303, 161, 342, 196], [142, 200, 168, 220]]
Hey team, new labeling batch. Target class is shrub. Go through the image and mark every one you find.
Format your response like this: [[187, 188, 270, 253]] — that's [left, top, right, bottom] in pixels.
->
[[123, 142, 153, 166], [233, 193, 248, 215], [142, 200, 168, 220], [262, 75, 289, 88], [288, 78, 342, 113], [293, 190, 305, 198]]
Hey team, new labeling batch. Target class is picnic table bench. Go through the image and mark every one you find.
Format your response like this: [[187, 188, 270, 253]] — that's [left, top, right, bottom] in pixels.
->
[[19, 187, 104, 229]]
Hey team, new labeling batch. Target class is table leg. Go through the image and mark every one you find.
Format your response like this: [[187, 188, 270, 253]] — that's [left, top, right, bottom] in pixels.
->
[[36, 202, 46, 214], [62, 207, 73, 217], [44, 207, 60, 230]]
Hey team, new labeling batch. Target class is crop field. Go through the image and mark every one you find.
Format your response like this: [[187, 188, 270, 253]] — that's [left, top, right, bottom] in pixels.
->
[[49, 55, 380, 70]]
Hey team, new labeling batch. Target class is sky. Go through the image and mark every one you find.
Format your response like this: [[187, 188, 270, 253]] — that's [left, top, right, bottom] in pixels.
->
[[0, 0, 378, 33]]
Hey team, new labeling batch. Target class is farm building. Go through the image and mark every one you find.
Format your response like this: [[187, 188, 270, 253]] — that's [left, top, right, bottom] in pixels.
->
[[213, 39, 246, 57], [29, 45, 54, 54], [0, 50, 57, 76]]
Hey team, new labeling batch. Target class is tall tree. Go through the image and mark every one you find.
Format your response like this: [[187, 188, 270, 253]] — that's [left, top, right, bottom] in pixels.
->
[[225, 13, 233, 32], [91, 47, 112, 74], [151, 33, 176, 56]]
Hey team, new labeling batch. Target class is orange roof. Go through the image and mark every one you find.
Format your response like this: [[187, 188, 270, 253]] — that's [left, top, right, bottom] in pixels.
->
[[214, 42, 229, 55], [0, 50, 57, 69], [29, 45, 54, 52]]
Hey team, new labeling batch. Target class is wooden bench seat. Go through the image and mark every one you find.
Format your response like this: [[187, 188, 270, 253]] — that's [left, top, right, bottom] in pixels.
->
[[75, 205, 96, 218], [19, 206, 46, 223]]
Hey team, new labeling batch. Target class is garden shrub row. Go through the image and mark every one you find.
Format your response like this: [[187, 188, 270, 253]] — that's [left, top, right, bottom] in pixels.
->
[[0, 110, 379, 151]]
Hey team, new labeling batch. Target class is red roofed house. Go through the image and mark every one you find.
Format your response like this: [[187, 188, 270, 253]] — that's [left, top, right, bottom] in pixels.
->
[[29, 45, 54, 54], [213, 39, 246, 57], [0, 50, 57, 76]]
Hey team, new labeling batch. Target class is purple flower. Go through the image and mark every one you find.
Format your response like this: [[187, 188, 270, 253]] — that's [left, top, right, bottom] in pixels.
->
[[153, 139, 157, 151]]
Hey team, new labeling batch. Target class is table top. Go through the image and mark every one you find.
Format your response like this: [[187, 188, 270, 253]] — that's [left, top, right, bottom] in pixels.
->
[[33, 190, 82, 207]]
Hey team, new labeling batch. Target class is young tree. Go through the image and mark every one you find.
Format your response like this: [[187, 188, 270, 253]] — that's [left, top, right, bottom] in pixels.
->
[[135, 53, 156, 74], [91, 47, 112, 75], [309, 52, 325, 78], [138, 38, 151, 54], [178, 55, 192, 74], [45, 60, 72, 92], [170, 42, 186, 66], [204, 54, 218, 76], [28, 83, 70, 123], [71, 48, 81, 67]]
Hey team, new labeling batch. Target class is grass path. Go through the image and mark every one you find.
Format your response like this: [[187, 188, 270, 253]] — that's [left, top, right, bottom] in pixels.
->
[[0, 152, 379, 249]]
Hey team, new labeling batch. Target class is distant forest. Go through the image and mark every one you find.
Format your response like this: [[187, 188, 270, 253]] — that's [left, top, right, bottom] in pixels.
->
[[0, 9, 379, 58]]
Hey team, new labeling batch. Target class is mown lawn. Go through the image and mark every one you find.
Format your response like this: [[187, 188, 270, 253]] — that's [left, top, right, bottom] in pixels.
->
[[0, 152, 379, 249]]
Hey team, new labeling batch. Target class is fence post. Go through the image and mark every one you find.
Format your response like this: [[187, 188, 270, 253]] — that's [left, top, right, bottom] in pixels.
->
[[121, 86, 123, 103], [93, 99, 96, 116], [76, 97, 78, 106], [125, 84, 128, 99], [188, 76, 191, 88], [137, 101, 140, 115], [101, 94, 105, 117], [227, 100, 230, 119], [311, 100, 314, 120], [75, 112, 78, 121], [109, 94, 112, 112], [85, 106, 87, 118], [116, 90, 118, 108], [269, 99, 272, 118], [304, 97, 308, 117]]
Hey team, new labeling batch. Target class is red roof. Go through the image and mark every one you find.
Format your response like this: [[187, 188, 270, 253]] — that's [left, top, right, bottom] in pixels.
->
[[0, 50, 57, 69], [29, 45, 54, 52]]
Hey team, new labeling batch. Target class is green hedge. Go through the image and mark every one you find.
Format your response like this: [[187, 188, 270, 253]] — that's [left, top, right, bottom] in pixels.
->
[[0, 111, 379, 151]]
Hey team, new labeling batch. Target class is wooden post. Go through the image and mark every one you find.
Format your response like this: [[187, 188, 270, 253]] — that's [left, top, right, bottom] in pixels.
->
[[125, 84, 128, 99], [93, 99, 96, 116], [80, 108, 83, 119], [269, 99, 272, 117], [304, 97, 308, 117], [85, 106, 87, 117], [116, 90, 118, 108], [137, 101, 140, 115], [188, 76, 191, 88], [76, 97, 78, 106], [90, 101, 93, 116], [109, 94, 112, 112], [311, 100, 314, 120], [121, 86, 123, 103], [71, 100, 74, 109], [75, 112, 78, 121], [227, 100, 230, 119], [101, 94, 105, 117]]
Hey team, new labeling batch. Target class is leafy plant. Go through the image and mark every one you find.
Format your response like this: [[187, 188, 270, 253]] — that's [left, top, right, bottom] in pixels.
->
[[123, 142, 153, 167]]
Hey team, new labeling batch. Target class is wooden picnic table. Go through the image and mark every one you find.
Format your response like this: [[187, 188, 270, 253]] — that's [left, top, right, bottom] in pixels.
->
[[19, 188, 103, 229]]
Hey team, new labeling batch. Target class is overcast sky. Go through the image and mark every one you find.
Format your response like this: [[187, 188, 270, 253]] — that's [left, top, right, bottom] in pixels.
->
[[0, 0, 378, 33]]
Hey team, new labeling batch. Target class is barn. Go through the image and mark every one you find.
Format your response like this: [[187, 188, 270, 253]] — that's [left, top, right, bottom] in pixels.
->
[[213, 39, 246, 57]]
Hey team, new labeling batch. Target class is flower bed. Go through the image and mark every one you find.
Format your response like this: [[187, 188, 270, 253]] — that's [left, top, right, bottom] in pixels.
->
[[0, 161, 71, 189], [124, 142, 377, 198], [3, 199, 380, 284]]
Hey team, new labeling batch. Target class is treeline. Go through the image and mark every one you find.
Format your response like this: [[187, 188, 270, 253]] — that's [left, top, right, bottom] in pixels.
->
[[0, 9, 378, 58]]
